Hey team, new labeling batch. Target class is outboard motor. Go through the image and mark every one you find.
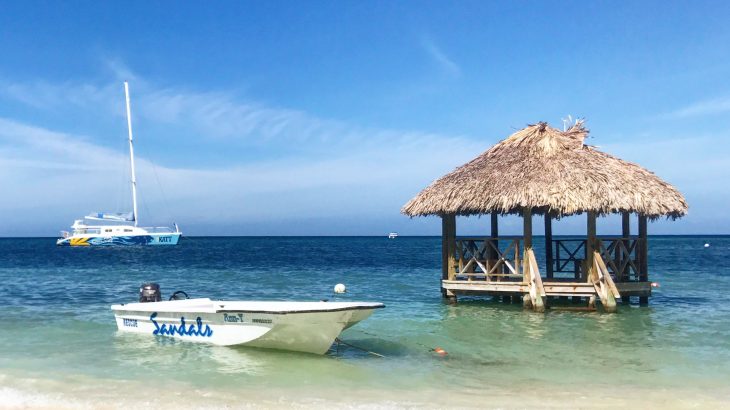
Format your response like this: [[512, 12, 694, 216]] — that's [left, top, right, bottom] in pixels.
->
[[139, 283, 161, 302]]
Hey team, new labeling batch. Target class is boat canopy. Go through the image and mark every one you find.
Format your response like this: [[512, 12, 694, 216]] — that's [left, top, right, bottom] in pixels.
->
[[85, 212, 134, 222]]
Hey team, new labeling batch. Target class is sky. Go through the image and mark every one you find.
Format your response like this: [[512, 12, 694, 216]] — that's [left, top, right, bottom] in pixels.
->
[[1, 1, 729, 236]]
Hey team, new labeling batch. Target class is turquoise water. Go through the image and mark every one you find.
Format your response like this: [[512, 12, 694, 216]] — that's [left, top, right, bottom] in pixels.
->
[[1, 236, 729, 408]]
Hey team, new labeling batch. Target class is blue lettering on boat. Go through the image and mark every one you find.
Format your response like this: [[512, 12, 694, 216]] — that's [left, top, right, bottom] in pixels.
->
[[150, 312, 213, 337], [123, 318, 138, 327]]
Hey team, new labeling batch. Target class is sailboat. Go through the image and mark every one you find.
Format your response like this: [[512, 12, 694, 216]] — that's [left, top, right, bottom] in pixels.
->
[[56, 82, 182, 246]]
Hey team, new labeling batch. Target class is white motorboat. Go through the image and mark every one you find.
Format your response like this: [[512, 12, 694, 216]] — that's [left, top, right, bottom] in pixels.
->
[[57, 82, 181, 246], [111, 285, 384, 354]]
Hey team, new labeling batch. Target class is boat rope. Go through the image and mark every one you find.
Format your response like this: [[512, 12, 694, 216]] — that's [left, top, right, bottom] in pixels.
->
[[334, 338, 385, 358], [344, 330, 448, 356]]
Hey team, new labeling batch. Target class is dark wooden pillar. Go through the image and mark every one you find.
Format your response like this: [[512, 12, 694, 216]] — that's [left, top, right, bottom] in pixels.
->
[[620, 212, 630, 282], [441, 214, 457, 299], [522, 207, 533, 308], [621, 211, 631, 303], [545, 213, 554, 279], [585, 211, 597, 282], [638, 214, 648, 305], [523, 208, 532, 249], [487, 212, 499, 273]]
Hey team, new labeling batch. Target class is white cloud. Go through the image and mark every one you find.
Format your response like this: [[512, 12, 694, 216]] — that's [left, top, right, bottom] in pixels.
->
[[663, 97, 730, 118], [420, 37, 461, 78], [0, 74, 484, 235]]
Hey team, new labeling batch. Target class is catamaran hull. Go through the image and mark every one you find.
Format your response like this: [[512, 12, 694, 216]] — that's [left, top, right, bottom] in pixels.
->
[[111, 300, 383, 354], [57, 233, 181, 246]]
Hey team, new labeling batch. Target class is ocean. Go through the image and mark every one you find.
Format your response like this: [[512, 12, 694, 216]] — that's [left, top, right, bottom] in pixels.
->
[[1, 236, 729, 408]]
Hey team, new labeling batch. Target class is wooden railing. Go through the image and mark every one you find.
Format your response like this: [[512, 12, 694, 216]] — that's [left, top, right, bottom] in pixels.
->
[[455, 237, 643, 282], [597, 237, 643, 282], [552, 237, 643, 282], [454, 237, 522, 282], [553, 239, 586, 279]]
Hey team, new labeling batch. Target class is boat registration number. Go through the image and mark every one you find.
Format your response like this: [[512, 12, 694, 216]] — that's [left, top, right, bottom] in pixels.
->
[[123, 318, 138, 327]]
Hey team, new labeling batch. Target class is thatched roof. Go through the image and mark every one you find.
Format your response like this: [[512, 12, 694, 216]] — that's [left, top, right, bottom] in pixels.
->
[[402, 121, 687, 219]]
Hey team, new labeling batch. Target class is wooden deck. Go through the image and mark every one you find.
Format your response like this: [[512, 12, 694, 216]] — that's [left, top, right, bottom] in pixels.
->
[[441, 234, 651, 311], [443, 280, 651, 298]]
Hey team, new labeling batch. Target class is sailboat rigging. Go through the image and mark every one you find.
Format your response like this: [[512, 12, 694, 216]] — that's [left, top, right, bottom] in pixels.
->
[[56, 82, 181, 246]]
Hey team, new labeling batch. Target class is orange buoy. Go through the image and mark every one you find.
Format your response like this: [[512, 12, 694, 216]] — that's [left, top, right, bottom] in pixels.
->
[[433, 347, 447, 356]]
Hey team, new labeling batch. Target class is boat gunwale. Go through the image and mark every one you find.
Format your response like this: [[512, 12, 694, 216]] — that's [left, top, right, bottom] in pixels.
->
[[111, 301, 385, 315]]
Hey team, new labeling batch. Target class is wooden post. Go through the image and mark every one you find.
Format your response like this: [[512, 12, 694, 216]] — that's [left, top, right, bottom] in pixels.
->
[[638, 214, 648, 305], [522, 208, 533, 309], [545, 213, 553, 279], [441, 215, 449, 298], [523, 208, 532, 249], [441, 214, 457, 299], [620, 212, 630, 282], [489, 212, 499, 272], [585, 211, 597, 282]]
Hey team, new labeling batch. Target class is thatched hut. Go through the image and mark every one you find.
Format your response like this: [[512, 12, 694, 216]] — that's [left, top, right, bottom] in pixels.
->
[[402, 121, 687, 312]]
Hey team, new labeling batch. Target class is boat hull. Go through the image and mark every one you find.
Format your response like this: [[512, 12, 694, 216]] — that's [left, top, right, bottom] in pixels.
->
[[57, 232, 181, 246], [111, 299, 383, 354]]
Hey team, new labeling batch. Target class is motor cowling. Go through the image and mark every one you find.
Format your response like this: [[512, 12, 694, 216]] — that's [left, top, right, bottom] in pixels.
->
[[139, 283, 161, 302]]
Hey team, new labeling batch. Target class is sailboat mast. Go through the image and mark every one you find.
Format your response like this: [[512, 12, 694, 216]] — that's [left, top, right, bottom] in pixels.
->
[[124, 82, 139, 227]]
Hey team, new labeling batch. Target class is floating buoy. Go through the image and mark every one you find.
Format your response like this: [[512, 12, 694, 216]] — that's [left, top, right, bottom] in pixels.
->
[[651, 282, 660, 288], [432, 347, 447, 356], [334, 283, 347, 293], [704, 243, 710, 248]]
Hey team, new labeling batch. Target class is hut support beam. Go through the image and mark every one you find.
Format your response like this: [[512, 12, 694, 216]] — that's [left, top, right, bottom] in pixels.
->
[[585, 211, 597, 282], [545, 213, 553, 279], [638, 214, 649, 305], [522, 208, 545, 312], [441, 214, 457, 301], [489, 212, 499, 265], [621, 212, 631, 302]]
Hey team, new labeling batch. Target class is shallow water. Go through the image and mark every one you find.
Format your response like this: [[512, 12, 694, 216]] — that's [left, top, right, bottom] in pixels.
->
[[1, 236, 729, 408]]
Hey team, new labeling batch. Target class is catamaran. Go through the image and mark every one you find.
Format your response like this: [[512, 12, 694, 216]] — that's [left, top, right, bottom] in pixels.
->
[[112, 284, 385, 354], [57, 82, 181, 246]]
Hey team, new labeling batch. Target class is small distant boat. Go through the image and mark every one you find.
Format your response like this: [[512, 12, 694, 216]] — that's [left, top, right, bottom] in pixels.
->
[[388, 232, 398, 239], [57, 82, 181, 246], [112, 284, 384, 354]]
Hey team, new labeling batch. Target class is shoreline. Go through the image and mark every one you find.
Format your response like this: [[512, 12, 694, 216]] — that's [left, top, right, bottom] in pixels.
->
[[3, 373, 729, 409]]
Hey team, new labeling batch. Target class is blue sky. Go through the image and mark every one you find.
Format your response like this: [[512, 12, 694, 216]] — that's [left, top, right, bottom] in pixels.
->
[[1, 1, 729, 236]]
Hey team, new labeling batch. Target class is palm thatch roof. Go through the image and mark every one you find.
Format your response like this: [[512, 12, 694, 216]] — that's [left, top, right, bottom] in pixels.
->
[[402, 121, 687, 219]]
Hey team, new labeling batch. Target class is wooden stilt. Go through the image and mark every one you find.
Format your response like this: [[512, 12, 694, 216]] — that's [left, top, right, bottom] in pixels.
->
[[620, 212, 630, 282], [639, 214, 648, 282], [489, 212, 499, 274], [523, 208, 546, 312], [442, 214, 457, 300], [585, 211, 597, 282], [523, 294, 532, 309], [545, 213, 554, 279], [638, 214, 649, 306], [523, 208, 533, 250]]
